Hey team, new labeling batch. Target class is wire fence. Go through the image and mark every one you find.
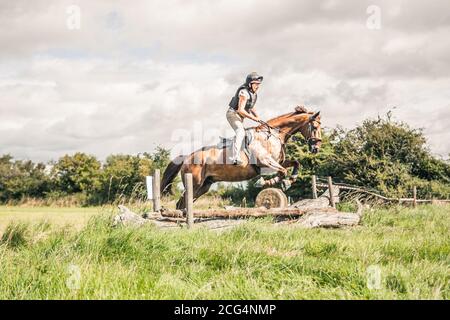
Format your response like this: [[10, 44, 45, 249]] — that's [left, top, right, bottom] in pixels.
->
[[313, 176, 450, 205]]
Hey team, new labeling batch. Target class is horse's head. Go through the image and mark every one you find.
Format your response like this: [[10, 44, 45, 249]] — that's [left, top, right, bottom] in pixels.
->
[[305, 111, 322, 154], [265, 106, 323, 154]]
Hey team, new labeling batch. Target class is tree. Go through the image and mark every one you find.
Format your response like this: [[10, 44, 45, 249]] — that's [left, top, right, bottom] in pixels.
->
[[51, 153, 101, 195], [98, 147, 171, 203], [0, 155, 51, 202], [144, 145, 171, 170], [99, 154, 142, 202]]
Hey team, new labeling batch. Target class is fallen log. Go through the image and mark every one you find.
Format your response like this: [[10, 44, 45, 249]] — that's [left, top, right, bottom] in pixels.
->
[[114, 205, 185, 228], [298, 212, 361, 228], [115, 201, 363, 229], [114, 205, 148, 227], [160, 206, 338, 218], [290, 185, 340, 209], [296, 200, 363, 228]]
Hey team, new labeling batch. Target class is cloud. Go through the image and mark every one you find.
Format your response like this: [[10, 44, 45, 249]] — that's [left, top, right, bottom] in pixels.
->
[[0, 0, 449, 161]]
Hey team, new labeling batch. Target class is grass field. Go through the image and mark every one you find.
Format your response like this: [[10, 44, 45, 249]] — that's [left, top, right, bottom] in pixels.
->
[[0, 203, 448, 299], [0, 206, 99, 233]]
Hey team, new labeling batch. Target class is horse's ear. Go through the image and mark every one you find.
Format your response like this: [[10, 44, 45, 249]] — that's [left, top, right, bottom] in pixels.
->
[[295, 105, 307, 113], [309, 111, 320, 121]]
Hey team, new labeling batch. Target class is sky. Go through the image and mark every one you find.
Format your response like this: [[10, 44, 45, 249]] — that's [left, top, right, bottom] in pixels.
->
[[1, 0, 449, 162]]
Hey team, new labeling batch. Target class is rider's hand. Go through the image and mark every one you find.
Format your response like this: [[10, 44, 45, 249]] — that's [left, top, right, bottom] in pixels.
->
[[258, 119, 272, 130]]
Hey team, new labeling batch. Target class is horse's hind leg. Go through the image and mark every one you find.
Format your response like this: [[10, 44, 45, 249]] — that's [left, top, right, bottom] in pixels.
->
[[175, 180, 213, 210], [175, 166, 208, 210], [175, 194, 186, 210], [193, 179, 213, 202]]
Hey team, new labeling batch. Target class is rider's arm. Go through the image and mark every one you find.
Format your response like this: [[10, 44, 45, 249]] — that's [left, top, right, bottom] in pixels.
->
[[250, 108, 259, 119], [237, 95, 260, 122]]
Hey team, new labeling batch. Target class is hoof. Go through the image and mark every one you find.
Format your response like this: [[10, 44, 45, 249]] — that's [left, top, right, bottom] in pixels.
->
[[281, 179, 291, 191], [254, 177, 265, 188]]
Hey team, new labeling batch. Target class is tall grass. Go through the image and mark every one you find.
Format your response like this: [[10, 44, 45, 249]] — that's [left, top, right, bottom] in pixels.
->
[[0, 204, 448, 299]]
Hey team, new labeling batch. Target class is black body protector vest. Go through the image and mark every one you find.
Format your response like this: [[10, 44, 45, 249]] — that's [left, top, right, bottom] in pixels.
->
[[228, 85, 257, 112]]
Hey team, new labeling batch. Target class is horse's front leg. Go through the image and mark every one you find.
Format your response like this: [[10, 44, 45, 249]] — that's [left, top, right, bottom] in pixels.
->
[[279, 159, 300, 191], [254, 156, 288, 188], [254, 159, 299, 190]]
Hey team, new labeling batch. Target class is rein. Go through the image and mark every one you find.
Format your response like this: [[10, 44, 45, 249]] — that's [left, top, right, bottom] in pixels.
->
[[252, 112, 321, 144], [255, 121, 304, 143]]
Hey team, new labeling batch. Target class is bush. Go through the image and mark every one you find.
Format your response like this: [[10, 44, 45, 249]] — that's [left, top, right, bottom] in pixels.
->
[[324, 114, 450, 198]]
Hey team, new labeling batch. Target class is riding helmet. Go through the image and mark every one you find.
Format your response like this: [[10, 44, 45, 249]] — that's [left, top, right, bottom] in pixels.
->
[[245, 72, 263, 86]]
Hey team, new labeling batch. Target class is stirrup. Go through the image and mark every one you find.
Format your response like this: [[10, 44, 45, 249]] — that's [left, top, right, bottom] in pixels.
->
[[232, 159, 243, 166]]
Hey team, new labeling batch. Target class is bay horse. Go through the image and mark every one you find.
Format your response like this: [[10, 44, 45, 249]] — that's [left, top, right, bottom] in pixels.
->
[[161, 106, 322, 209]]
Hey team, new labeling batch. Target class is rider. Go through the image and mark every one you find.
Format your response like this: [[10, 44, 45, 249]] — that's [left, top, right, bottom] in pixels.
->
[[226, 72, 264, 165]]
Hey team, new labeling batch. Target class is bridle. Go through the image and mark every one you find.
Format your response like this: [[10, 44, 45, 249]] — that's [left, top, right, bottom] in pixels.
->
[[306, 120, 322, 146]]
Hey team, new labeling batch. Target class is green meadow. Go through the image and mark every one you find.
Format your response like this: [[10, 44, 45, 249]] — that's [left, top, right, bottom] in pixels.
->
[[0, 204, 448, 299]]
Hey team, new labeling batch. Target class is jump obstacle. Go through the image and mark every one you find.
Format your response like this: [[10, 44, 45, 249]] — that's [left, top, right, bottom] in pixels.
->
[[114, 170, 364, 230]]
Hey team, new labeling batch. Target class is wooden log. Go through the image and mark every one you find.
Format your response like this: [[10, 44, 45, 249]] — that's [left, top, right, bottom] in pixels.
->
[[255, 188, 288, 209], [327, 176, 335, 208], [298, 212, 361, 228], [311, 175, 318, 199], [152, 169, 161, 212], [297, 200, 363, 228], [161, 206, 338, 218], [185, 173, 194, 228], [118, 200, 365, 230], [114, 205, 147, 227]]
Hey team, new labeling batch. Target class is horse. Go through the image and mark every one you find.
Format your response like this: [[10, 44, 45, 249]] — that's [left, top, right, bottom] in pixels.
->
[[161, 106, 322, 209]]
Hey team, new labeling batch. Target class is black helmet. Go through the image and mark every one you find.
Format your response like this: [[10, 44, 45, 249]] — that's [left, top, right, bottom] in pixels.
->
[[245, 72, 263, 86]]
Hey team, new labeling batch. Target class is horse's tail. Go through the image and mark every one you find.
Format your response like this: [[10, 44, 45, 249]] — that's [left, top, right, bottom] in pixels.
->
[[161, 155, 186, 195]]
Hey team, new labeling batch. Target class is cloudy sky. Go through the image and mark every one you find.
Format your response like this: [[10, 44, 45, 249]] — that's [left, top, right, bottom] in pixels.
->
[[1, 0, 449, 162]]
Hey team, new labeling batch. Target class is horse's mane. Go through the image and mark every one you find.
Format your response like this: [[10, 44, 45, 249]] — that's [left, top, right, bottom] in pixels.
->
[[257, 108, 314, 129]]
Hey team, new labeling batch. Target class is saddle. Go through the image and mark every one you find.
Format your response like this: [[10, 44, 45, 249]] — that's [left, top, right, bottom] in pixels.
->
[[217, 129, 255, 161]]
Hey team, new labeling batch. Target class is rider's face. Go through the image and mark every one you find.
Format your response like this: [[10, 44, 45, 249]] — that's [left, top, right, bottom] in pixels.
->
[[251, 82, 260, 92]]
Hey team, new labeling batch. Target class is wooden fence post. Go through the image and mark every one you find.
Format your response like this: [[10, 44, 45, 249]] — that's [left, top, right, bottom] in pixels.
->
[[185, 173, 194, 229], [327, 176, 335, 208], [152, 169, 161, 212], [311, 175, 318, 199], [413, 186, 417, 208]]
